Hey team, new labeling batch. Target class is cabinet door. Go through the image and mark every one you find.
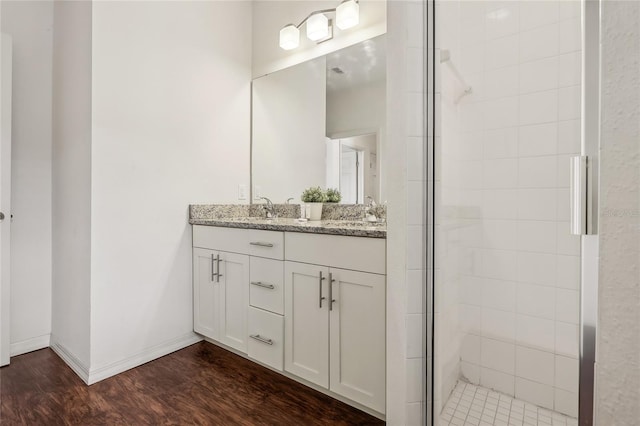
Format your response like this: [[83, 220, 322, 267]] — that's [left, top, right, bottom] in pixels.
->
[[284, 261, 330, 388], [193, 248, 219, 340], [329, 268, 386, 414], [219, 251, 250, 353]]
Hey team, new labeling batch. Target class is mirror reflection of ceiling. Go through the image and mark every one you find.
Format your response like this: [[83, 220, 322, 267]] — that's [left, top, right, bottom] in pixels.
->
[[326, 36, 386, 93]]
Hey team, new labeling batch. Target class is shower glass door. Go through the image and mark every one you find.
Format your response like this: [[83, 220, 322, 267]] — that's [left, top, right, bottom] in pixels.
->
[[431, 1, 589, 425]]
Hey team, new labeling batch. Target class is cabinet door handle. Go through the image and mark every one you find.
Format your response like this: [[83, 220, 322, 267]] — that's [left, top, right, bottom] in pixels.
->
[[251, 281, 275, 290], [319, 271, 326, 308], [329, 272, 336, 311], [250, 334, 273, 345], [216, 255, 222, 283], [250, 242, 274, 248], [211, 254, 217, 282]]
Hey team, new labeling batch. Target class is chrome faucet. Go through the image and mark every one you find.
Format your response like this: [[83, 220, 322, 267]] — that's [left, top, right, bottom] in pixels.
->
[[365, 196, 377, 221], [259, 197, 277, 218], [366, 196, 376, 207]]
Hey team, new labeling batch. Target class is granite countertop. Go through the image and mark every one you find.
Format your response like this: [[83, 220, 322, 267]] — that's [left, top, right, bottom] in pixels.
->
[[188, 204, 387, 238], [189, 217, 386, 239]]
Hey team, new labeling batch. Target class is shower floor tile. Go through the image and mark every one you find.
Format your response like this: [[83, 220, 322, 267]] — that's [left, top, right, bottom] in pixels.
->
[[439, 381, 577, 426]]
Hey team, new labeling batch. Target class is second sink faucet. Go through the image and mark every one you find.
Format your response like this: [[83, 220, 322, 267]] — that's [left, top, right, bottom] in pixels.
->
[[366, 196, 377, 207], [259, 197, 277, 218]]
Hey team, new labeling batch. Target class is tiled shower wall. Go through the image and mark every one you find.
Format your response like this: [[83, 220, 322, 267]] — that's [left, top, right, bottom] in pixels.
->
[[387, 0, 427, 424], [405, 0, 428, 423], [435, 0, 582, 418]]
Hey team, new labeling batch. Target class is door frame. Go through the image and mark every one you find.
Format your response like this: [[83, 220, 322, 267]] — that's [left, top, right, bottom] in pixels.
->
[[426, 1, 601, 424], [578, 1, 601, 424], [0, 33, 13, 367]]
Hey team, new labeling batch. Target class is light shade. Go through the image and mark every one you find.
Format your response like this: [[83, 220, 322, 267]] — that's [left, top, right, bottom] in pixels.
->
[[306, 12, 329, 41], [336, 0, 359, 30], [279, 24, 300, 50]]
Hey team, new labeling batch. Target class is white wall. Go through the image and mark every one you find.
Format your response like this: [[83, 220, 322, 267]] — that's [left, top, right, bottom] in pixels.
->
[[51, 0, 92, 374], [435, 0, 582, 417], [252, 0, 386, 78], [0, 1, 53, 356], [89, 1, 252, 377], [327, 80, 386, 136], [596, 1, 640, 424]]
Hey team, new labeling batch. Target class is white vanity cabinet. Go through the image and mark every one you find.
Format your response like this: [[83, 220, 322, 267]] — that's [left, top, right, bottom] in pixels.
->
[[192, 247, 249, 353], [193, 225, 285, 365], [192, 224, 386, 416], [284, 233, 386, 414]]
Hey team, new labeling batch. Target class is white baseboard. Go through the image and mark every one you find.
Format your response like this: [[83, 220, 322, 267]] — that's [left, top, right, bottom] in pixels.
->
[[87, 332, 203, 385], [50, 338, 90, 384], [10, 334, 50, 357]]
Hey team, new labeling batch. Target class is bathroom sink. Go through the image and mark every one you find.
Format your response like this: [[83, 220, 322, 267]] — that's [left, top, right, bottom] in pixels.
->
[[325, 220, 386, 228], [208, 217, 386, 229], [223, 216, 265, 222], [223, 216, 285, 223]]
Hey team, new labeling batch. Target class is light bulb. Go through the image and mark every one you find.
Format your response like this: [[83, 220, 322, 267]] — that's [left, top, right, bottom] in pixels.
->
[[336, 0, 359, 30], [279, 24, 300, 50], [306, 13, 329, 41]]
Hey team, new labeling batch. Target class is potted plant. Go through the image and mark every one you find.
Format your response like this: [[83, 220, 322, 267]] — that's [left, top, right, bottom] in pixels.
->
[[324, 188, 342, 203], [301, 186, 326, 221]]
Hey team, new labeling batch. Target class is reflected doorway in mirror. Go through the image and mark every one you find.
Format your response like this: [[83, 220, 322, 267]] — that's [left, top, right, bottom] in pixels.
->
[[325, 133, 377, 204]]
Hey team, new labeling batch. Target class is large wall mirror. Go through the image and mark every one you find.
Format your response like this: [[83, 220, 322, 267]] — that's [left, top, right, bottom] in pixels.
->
[[252, 35, 386, 204]]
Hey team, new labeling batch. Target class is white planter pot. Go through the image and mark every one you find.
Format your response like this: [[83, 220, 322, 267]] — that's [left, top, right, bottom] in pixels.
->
[[307, 203, 323, 221]]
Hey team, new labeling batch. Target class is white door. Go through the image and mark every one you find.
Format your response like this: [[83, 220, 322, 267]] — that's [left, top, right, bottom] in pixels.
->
[[284, 261, 329, 388], [218, 251, 249, 353], [0, 34, 12, 367], [340, 147, 358, 204], [329, 268, 386, 413], [193, 248, 218, 340]]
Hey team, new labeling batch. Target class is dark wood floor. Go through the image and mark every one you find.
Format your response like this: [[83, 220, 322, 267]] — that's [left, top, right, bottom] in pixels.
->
[[0, 342, 384, 425]]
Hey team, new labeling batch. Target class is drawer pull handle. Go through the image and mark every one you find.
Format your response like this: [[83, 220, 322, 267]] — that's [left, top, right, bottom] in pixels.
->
[[211, 254, 218, 283], [251, 281, 275, 290], [250, 242, 274, 248], [250, 334, 273, 345], [211, 254, 222, 282], [319, 271, 326, 308], [329, 272, 336, 311], [216, 254, 223, 283]]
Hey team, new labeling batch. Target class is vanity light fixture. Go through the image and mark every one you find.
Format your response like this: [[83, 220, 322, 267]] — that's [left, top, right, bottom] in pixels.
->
[[336, 0, 360, 30], [279, 24, 300, 50], [278, 0, 360, 50], [306, 12, 330, 41]]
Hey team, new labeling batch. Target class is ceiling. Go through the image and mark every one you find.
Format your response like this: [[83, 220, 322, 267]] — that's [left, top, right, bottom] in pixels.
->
[[326, 35, 386, 93]]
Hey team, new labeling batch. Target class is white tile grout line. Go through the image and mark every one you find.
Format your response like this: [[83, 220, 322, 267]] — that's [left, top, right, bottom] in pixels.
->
[[439, 381, 578, 426]]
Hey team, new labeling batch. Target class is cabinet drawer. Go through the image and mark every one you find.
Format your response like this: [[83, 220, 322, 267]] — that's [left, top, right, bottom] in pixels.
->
[[248, 230, 284, 260], [193, 225, 249, 254], [249, 257, 284, 315], [248, 307, 284, 371], [285, 233, 386, 274]]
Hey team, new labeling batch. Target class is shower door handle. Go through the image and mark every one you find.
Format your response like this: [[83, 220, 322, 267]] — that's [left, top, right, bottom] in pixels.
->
[[570, 156, 587, 235], [570, 155, 598, 236]]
